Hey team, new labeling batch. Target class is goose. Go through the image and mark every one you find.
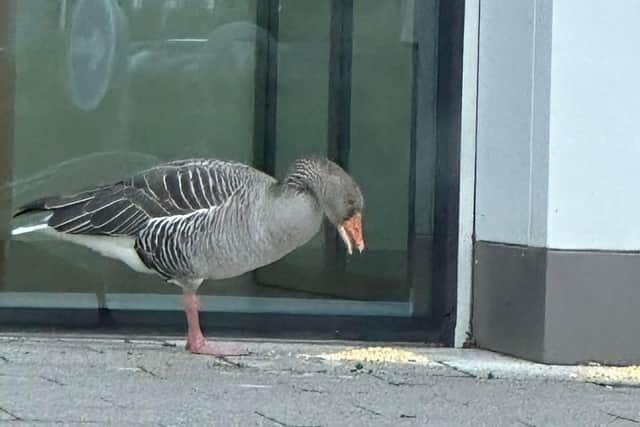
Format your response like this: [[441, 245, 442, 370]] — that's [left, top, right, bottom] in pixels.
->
[[11, 156, 365, 356]]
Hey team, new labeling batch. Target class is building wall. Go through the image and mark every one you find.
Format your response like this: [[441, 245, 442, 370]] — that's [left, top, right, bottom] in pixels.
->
[[476, 0, 640, 251], [475, 0, 551, 247], [472, 0, 640, 364], [547, 0, 640, 250]]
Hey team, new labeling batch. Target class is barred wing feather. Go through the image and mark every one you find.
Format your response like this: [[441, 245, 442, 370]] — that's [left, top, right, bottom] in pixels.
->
[[14, 159, 250, 237]]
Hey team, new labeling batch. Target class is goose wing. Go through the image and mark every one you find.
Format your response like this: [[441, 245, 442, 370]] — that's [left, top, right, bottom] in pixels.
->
[[13, 159, 252, 237]]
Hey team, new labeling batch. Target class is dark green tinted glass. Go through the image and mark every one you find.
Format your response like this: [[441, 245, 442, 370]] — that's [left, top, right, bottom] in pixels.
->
[[0, 0, 436, 317]]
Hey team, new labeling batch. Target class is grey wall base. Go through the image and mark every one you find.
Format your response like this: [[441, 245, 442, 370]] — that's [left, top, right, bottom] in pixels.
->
[[473, 241, 640, 365]]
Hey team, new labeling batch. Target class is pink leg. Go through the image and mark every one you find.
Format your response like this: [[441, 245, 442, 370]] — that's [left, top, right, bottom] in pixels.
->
[[183, 292, 248, 356]]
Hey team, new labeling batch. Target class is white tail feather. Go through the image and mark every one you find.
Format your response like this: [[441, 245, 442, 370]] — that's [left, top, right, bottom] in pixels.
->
[[11, 223, 50, 236]]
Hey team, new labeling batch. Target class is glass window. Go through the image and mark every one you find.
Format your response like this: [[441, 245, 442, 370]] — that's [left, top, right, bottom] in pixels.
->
[[0, 0, 452, 328]]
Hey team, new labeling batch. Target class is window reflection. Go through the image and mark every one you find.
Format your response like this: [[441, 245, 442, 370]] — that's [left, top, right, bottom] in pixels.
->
[[1, 0, 431, 317]]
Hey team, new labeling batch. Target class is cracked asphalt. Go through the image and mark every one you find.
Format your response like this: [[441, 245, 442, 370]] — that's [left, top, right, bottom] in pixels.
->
[[1, 335, 639, 426]]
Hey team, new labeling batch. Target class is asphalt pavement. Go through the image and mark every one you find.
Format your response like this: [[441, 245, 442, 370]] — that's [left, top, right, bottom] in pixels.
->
[[1, 334, 639, 426]]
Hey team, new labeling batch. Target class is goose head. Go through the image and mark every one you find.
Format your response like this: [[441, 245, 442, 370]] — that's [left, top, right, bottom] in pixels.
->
[[285, 157, 365, 254]]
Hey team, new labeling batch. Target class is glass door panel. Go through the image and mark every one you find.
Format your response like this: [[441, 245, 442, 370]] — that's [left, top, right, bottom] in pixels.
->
[[1, 0, 441, 319]]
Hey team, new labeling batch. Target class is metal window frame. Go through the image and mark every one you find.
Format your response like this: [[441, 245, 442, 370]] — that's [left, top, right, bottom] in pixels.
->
[[454, 0, 480, 347]]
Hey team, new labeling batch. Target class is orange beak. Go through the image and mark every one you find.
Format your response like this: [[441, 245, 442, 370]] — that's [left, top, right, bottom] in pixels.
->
[[338, 213, 365, 255]]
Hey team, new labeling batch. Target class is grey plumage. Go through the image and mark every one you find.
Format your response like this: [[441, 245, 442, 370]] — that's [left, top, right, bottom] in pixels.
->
[[13, 156, 364, 291]]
